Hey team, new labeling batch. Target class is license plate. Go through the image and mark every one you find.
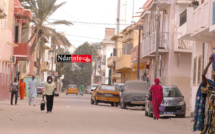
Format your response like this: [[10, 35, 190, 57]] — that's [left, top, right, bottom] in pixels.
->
[[163, 112, 174, 115], [105, 94, 113, 97], [131, 101, 145, 104]]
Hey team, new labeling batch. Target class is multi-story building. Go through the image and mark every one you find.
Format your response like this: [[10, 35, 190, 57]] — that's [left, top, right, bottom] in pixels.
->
[[178, 0, 215, 113], [0, 0, 15, 99], [140, 0, 193, 113], [101, 28, 115, 84]]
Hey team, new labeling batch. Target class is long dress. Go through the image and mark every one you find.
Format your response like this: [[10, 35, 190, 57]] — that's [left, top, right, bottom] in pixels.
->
[[150, 84, 163, 119], [27, 79, 37, 98], [19, 80, 26, 100]]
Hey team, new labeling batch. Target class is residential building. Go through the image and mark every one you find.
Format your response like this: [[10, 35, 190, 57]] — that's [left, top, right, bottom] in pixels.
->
[[141, 0, 193, 113], [0, 0, 15, 99], [13, 0, 34, 80], [91, 49, 102, 84], [101, 28, 115, 84], [177, 0, 215, 113]]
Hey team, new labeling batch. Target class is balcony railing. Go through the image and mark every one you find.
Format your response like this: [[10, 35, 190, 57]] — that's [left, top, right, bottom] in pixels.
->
[[14, 43, 31, 60], [107, 56, 116, 68], [41, 61, 50, 72], [142, 32, 169, 57], [115, 55, 131, 72], [191, 1, 210, 36]]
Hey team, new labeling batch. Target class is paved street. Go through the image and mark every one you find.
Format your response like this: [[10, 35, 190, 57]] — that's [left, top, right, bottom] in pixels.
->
[[0, 93, 198, 134]]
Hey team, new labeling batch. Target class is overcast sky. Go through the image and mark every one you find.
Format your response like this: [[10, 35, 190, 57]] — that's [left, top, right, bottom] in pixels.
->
[[51, 0, 146, 49]]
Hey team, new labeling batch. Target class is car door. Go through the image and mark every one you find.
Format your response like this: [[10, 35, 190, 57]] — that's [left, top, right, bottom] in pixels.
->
[[92, 86, 98, 101]]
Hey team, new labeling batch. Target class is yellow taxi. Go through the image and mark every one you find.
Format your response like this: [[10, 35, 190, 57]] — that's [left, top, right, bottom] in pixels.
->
[[66, 84, 78, 95], [91, 85, 119, 106]]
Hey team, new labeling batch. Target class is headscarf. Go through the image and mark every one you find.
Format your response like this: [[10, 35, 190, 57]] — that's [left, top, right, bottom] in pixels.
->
[[154, 78, 160, 84], [20, 78, 23, 83]]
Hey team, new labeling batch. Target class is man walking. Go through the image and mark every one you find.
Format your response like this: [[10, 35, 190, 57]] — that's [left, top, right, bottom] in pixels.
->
[[27, 75, 37, 106], [10, 77, 19, 105]]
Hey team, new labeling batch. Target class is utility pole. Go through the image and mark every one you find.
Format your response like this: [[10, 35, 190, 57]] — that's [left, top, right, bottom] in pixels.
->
[[116, 0, 121, 33], [137, 25, 141, 80], [154, 4, 160, 79], [132, 0, 135, 22]]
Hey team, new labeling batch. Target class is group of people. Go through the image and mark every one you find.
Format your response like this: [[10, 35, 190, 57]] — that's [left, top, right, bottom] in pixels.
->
[[10, 75, 56, 113]]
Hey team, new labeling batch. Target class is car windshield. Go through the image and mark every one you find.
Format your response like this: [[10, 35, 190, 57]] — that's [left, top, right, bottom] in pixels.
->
[[68, 85, 77, 88], [99, 85, 116, 91], [163, 87, 182, 97], [91, 85, 98, 89]]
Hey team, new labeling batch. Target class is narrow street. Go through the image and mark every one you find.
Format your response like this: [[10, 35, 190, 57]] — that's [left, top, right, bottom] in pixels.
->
[[0, 93, 197, 134]]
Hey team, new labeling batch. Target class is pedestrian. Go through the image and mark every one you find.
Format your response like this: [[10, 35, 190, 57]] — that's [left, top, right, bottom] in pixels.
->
[[79, 84, 84, 95], [149, 78, 163, 120], [43, 76, 56, 113], [19, 78, 26, 100], [193, 55, 215, 132], [10, 77, 19, 105], [27, 75, 37, 106], [96, 80, 99, 84]]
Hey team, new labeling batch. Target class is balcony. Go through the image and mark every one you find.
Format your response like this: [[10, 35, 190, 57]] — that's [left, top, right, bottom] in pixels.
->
[[14, 43, 31, 60], [190, 1, 215, 43], [148, 0, 171, 10], [0, 0, 7, 18], [141, 32, 169, 58], [15, 7, 32, 21], [41, 61, 50, 72], [107, 56, 116, 68], [115, 55, 132, 72], [174, 40, 193, 53], [177, 7, 194, 40]]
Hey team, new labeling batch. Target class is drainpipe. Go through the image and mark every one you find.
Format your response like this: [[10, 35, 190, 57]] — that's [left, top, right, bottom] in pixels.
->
[[137, 26, 142, 80], [154, 4, 160, 79]]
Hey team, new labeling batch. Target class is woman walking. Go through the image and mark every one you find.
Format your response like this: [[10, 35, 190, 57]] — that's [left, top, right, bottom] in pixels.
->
[[43, 76, 56, 113], [19, 78, 26, 100], [149, 78, 163, 120]]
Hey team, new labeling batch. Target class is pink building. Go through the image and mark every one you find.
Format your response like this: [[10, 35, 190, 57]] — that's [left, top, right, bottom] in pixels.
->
[[0, 0, 16, 100], [0, 0, 33, 100]]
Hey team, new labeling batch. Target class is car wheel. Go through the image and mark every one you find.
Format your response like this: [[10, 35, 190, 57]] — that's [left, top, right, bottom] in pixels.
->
[[91, 99, 94, 105], [111, 103, 114, 107], [120, 102, 126, 109], [145, 110, 148, 116], [115, 103, 119, 107], [66, 93, 68, 95], [176, 114, 185, 118], [76, 94, 78, 95], [95, 100, 98, 105], [148, 113, 153, 117]]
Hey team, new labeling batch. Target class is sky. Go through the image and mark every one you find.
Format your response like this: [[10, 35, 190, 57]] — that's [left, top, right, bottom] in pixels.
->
[[51, 0, 146, 49]]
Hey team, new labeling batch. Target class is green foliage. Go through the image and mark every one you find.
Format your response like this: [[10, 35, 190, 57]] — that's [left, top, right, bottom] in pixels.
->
[[58, 42, 101, 88]]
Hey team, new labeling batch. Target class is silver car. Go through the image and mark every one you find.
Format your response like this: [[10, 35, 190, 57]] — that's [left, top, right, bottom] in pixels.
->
[[145, 86, 186, 118], [88, 84, 99, 94]]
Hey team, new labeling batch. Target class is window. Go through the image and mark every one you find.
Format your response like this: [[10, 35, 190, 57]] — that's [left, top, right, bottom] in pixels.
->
[[213, 2, 215, 24], [15, 26, 19, 43], [180, 10, 187, 26], [193, 57, 197, 85]]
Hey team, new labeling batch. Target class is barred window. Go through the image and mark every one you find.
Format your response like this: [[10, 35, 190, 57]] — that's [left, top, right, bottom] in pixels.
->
[[193, 57, 197, 85]]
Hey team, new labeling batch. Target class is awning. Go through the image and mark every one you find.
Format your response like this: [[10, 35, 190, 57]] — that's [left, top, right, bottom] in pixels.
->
[[131, 62, 146, 70], [7, 42, 18, 47]]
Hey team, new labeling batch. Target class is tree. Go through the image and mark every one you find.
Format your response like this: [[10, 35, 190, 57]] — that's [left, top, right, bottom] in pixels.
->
[[57, 42, 100, 88], [20, 0, 72, 79]]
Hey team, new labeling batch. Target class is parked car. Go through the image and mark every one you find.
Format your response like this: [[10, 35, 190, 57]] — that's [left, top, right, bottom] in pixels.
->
[[37, 82, 45, 95], [89, 84, 99, 94], [120, 80, 150, 109], [145, 86, 186, 118], [66, 84, 78, 95], [85, 85, 91, 94], [91, 85, 120, 106], [114, 83, 124, 98]]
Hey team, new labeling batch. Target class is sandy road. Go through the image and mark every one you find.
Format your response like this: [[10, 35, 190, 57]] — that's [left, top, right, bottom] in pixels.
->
[[0, 93, 199, 134]]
